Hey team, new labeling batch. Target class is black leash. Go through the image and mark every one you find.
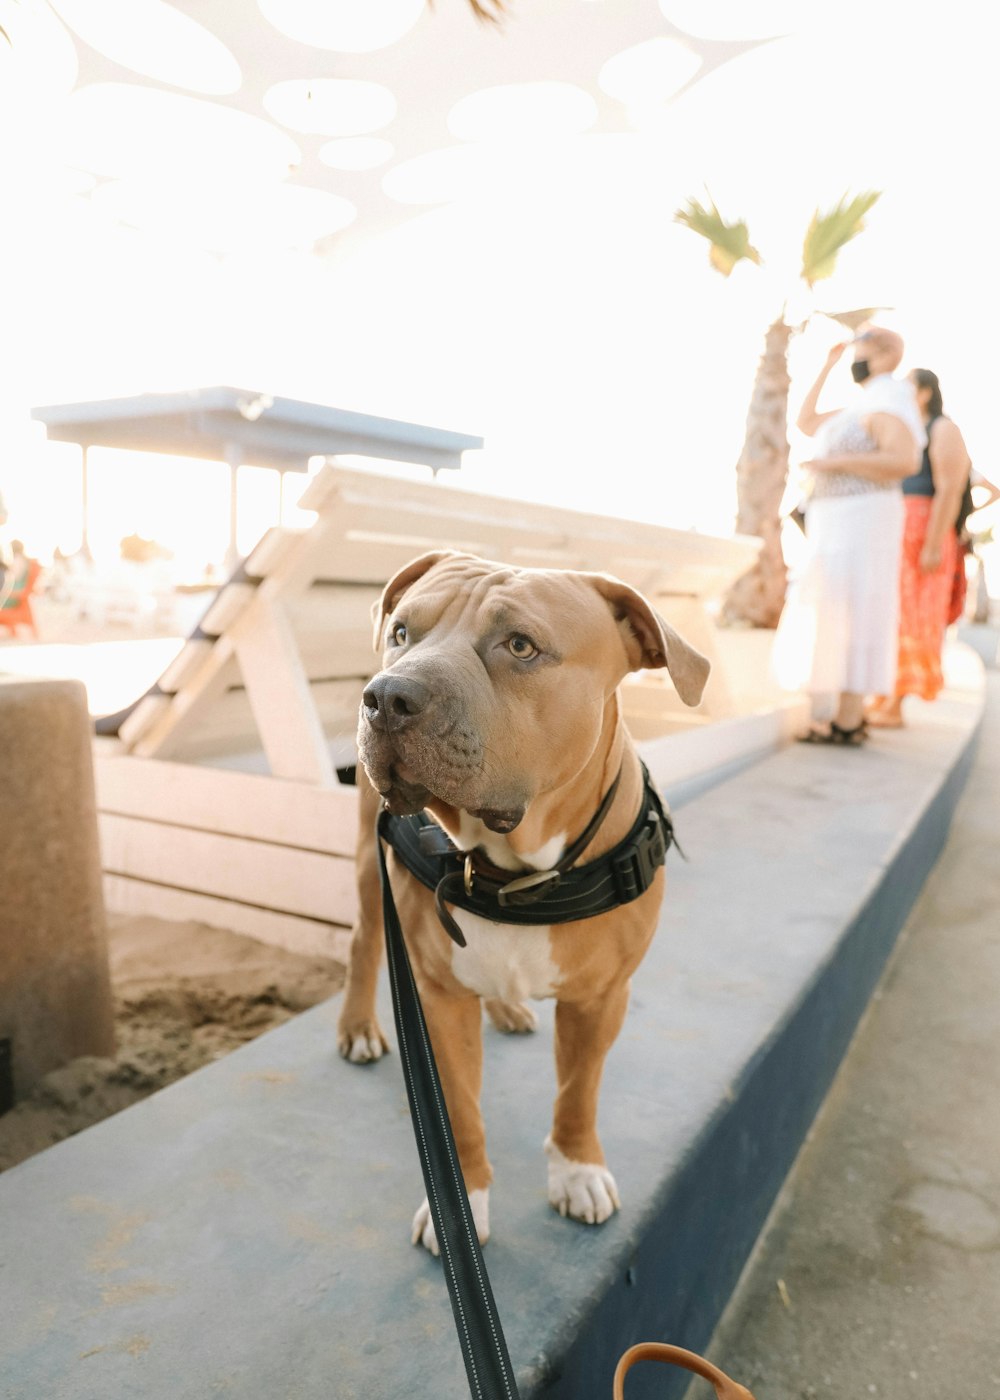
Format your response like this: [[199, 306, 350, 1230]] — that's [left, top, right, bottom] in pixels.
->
[[377, 818, 521, 1400]]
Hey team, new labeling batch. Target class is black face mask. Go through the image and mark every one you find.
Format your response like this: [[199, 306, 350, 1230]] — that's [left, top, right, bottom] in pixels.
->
[[851, 359, 872, 383]]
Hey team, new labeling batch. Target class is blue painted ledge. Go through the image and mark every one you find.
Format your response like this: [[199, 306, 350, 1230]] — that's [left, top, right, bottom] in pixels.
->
[[0, 659, 984, 1400]]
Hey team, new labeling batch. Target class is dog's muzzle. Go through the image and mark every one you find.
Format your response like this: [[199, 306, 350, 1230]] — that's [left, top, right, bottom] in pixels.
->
[[361, 673, 431, 735]]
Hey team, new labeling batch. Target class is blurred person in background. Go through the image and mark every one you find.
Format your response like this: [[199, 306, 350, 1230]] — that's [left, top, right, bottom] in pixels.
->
[[867, 368, 971, 726], [0, 539, 41, 636], [774, 327, 924, 745]]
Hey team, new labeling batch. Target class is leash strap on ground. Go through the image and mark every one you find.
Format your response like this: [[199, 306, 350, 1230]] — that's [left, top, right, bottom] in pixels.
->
[[613, 1343, 755, 1400], [377, 817, 522, 1400]]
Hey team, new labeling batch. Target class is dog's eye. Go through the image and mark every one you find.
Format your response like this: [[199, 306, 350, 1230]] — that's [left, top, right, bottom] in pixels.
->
[[507, 634, 538, 660], [391, 623, 407, 646]]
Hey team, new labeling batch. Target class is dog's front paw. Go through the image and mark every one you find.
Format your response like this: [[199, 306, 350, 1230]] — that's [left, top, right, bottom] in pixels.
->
[[411, 1188, 490, 1257], [484, 998, 538, 1035], [336, 1015, 389, 1064], [544, 1137, 621, 1225]]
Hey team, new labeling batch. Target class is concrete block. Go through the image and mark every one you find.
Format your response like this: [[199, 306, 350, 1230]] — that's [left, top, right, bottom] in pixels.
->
[[0, 677, 114, 1100]]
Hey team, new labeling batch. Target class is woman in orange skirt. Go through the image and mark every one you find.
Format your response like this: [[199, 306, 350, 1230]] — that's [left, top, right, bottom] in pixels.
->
[[868, 369, 970, 726]]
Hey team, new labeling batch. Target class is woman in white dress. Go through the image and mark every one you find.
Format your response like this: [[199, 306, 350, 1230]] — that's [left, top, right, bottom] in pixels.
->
[[774, 327, 925, 745]]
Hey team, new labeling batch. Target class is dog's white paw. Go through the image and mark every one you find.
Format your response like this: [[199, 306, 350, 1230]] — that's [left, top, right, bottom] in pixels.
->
[[484, 998, 538, 1035], [337, 1019, 389, 1064], [544, 1137, 621, 1225], [411, 1188, 490, 1257]]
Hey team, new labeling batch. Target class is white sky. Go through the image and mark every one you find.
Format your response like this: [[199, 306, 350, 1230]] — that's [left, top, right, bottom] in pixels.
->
[[2, 0, 998, 574]]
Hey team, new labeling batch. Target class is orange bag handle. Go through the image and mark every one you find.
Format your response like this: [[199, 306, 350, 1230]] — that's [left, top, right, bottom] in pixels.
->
[[613, 1343, 756, 1400]]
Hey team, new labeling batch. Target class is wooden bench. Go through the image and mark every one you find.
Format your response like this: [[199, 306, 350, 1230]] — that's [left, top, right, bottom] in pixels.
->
[[94, 464, 766, 961]]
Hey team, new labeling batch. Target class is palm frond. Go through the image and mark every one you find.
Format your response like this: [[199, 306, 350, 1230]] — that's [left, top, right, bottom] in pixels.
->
[[675, 196, 762, 278], [820, 305, 893, 331], [801, 191, 881, 288], [1, 0, 18, 48], [428, 0, 508, 21]]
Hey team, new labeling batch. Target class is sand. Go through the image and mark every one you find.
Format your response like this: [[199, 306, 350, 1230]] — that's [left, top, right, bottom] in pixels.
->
[[0, 914, 345, 1173], [1, 607, 348, 1173]]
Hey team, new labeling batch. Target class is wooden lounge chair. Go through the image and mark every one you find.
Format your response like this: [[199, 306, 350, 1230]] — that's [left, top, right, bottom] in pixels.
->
[[94, 464, 773, 959]]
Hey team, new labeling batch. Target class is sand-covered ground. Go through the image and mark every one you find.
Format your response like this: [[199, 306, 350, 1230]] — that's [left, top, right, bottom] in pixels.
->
[[0, 915, 345, 1173], [1, 602, 347, 1173]]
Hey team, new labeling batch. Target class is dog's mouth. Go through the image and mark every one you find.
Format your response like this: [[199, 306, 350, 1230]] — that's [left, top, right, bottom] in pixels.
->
[[375, 768, 524, 832], [360, 738, 525, 831], [469, 806, 524, 833], [380, 763, 432, 817]]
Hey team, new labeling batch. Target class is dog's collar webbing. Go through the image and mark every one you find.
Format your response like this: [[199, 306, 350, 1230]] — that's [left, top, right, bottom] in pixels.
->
[[377, 831, 521, 1400], [378, 763, 673, 947]]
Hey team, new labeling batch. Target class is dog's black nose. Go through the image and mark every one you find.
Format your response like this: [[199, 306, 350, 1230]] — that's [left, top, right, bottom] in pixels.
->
[[362, 673, 431, 733]]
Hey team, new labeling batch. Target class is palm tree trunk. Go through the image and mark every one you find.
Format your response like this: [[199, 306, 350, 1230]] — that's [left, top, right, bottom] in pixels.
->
[[722, 318, 793, 629]]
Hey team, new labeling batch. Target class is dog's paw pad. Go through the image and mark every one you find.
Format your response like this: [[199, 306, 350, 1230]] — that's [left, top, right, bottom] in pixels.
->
[[545, 1139, 620, 1225], [337, 1020, 389, 1064], [484, 998, 538, 1035], [411, 1189, 490, 1257]]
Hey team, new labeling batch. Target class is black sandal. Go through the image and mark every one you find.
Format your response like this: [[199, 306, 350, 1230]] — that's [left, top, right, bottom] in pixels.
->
[[797, 720, 868, 747]]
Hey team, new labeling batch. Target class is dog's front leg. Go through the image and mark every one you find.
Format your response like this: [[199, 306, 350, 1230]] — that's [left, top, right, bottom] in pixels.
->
[[546, 983, 631, 1225], [337, 774, 389, 1063], [410, 981, 493, 1257]]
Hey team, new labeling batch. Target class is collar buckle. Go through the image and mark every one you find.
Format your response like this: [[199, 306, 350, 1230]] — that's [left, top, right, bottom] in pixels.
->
[[612, 810, 669, 902], [496, 868, 562, 908]]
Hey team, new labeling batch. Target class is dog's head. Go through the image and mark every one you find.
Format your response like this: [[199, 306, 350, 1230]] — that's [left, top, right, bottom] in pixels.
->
[[357, 551, 709, 829]]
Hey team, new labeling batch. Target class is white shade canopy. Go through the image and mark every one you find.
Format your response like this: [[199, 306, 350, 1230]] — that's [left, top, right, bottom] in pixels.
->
[[8, 0, 765, 256]]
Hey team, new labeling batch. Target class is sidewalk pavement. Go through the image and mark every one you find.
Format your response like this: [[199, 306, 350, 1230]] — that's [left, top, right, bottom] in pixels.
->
[[705, 667, 1000, 1399]]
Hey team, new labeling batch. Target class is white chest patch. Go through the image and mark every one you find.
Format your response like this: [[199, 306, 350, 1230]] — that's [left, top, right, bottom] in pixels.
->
[[449, 910, 561, 1003], [453, 814, 567, 873]]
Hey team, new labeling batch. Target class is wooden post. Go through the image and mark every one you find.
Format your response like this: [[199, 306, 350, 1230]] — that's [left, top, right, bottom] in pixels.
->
[[226, 443, 241, 569], [233, 598, 336, 786], [80, 444, 91, 560], [0, 678, 115, 1101]]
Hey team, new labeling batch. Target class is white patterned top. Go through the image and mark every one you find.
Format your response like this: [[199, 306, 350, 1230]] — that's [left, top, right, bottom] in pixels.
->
[[808, 374, 926, 501]]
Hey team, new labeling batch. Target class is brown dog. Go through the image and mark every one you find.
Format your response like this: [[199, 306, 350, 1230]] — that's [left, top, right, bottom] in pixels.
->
[[337, 551, 709, 1254]]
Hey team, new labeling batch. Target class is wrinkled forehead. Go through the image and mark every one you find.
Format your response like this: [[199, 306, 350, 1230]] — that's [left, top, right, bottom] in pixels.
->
[[395, 560, 609, 644]]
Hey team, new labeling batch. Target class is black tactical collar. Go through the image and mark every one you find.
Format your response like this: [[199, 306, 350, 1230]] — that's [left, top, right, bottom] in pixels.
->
[[378, 763, 673, 946]]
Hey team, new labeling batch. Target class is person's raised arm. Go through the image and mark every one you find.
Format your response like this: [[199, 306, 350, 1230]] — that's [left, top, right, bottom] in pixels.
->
[[796, 342, 848, 436], [920, 418, 972, 573], [805, 412, 921, 483]]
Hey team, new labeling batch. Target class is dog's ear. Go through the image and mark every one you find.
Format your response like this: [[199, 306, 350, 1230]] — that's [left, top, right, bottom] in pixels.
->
[[591, 575, 711, 707], [371, 550, 463, 650]]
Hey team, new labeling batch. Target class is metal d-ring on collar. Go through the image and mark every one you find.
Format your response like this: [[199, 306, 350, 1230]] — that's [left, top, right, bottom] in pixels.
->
[[467, 767, 621, 903], [434, 767, 623, 941], [378, 763, 674, 948]]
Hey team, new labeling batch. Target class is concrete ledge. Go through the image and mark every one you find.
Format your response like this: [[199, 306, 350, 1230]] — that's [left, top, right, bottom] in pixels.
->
[[0, 654, 984, 1400], [957, 621, 999, 669]]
